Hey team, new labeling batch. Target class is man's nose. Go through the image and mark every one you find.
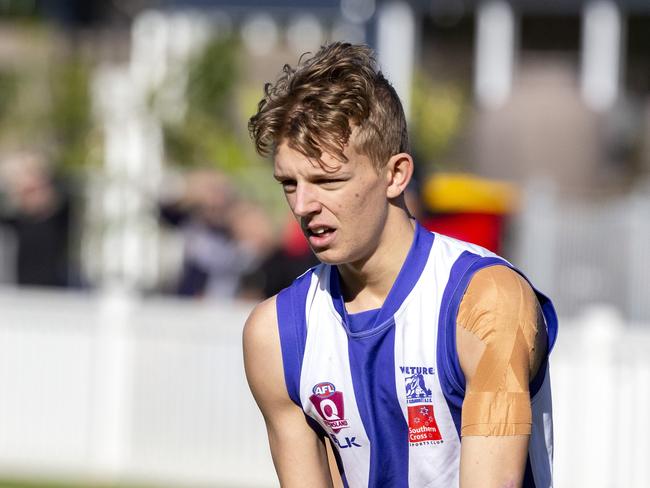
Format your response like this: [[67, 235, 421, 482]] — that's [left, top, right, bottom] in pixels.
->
[[292, 183, 321, 217]]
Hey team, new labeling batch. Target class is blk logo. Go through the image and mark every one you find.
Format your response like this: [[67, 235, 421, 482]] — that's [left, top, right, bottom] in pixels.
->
[[330, 434, 361, 449]]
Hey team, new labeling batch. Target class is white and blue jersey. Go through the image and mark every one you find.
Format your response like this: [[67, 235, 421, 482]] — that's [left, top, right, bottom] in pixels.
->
[[276, 223, 558, 487]]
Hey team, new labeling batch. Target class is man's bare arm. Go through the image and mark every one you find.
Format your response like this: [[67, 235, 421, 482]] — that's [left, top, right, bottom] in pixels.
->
[[243, 297, 333, 487], [457, 265, 547, 488]]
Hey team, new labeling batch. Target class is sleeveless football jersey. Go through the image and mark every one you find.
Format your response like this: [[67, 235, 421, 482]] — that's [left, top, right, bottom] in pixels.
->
[[276, 223, 558, 488]]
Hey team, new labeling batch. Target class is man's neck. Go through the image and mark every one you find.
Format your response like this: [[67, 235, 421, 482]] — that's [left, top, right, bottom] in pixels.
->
[[337, 214, 416, 314]]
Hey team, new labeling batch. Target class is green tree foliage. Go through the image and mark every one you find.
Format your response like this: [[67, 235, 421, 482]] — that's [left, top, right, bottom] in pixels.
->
[[161, 36, 250, 172], [0, 26, 94, 173], [48, 57, 94, 170], [410, 71, 467, 170], [0, 0, 39, 17], [186, 36, 239, 117], [0, 71, 18, 121], [159, 36, 287, 219]]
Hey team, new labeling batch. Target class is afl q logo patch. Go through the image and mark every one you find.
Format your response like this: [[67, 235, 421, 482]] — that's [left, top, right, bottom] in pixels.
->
[[309, 382, 350, 433]]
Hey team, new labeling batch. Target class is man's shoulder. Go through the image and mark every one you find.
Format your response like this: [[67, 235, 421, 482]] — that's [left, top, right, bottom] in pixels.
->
[[461, 265, 536, 320], [243, 295, 300, 416], [248, 295, 278, 318], [458, 265, 545, 371], [243, 296, 279, 352]]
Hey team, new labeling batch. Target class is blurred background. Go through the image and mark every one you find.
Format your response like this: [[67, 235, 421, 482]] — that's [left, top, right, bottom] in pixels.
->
[[0, 0, 648, 486]]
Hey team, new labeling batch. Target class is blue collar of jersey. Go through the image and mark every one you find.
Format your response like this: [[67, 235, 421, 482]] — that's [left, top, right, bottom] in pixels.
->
[[329, 221, 435, 336]]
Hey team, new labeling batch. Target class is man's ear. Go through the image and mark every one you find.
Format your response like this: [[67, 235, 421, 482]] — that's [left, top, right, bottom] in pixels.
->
[[385, 153, 414, 199]]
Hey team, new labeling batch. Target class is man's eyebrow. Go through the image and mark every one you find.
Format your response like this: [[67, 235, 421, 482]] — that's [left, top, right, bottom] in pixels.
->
[[307, 170, 346, 179], [273, 169, 349, 181]]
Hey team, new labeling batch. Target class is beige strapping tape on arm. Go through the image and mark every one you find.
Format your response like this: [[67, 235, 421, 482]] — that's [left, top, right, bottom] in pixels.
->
[[457, 265, 544, 437]]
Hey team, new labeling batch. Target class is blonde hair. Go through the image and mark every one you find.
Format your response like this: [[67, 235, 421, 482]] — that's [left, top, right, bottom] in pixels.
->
[[248, 42, 409, 170]]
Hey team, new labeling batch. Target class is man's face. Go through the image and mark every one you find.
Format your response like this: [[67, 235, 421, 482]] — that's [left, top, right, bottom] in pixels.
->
[[274, 141, 390, 265]]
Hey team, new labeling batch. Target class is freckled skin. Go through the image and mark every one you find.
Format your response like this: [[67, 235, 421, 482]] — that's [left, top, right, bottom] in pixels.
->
[[274, 142, 391, 267]]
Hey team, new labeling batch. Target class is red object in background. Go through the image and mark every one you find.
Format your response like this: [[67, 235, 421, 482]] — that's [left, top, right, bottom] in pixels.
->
[[283, 218, 311, 257], [422, 213, 504, 253]]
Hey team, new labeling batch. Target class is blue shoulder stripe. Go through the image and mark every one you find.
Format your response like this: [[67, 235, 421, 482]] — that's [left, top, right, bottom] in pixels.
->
[[437, 251, 487, 436], [276, 268, 315, 406]]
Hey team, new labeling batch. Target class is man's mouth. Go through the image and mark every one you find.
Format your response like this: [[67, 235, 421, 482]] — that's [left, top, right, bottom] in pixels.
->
[[304, 225, 336, 247], [307, 226, 334, 237]]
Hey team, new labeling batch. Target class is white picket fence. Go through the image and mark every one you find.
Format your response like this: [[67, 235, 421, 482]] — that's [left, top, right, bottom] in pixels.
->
[[515, 185, 650, 323], [0, 288, 274, 488], [0, 288, 648, 487]]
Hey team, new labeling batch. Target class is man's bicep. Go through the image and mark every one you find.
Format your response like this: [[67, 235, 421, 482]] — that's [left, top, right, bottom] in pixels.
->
[[243, 298, 332, 487], [457, 265, 540, 437], [456, 266, 538, 487], [460, 435, 529, 488]]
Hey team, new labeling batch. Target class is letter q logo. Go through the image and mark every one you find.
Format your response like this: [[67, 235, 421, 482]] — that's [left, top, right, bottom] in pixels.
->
[[319, 399, 340, 420], [309, 387, 347, 433]]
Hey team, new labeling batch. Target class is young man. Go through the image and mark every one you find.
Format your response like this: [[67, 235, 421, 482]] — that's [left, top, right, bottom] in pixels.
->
[[244, 42, 557, 488]]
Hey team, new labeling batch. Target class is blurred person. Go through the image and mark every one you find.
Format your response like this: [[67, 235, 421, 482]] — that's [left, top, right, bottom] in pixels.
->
[[238, 215, 319, 300], [0, 151, 75, 287], [228, 200, 276, 262], [159, 168, 256, 298], [243, 42, 558, 488], [229, 199, 284, 299]]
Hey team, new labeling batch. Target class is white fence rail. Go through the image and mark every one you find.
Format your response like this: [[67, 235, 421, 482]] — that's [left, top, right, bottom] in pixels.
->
[[516, 185, 650, 323], [0, 288, 648, 487]]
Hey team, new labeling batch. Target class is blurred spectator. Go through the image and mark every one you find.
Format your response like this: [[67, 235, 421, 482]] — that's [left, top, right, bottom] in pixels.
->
[[0, 151, 75, 287], [228, 200, 276, 264], [159, 169, 265, 299], [239, 215, 318, 300]]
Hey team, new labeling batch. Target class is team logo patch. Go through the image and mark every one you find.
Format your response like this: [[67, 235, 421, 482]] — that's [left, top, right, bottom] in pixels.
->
[[407, 404, 442, 443], [400, 366, 444, 445], [404, 372, 432, 403], [400, 367, 434, 404], [309, 382, 349, 433]]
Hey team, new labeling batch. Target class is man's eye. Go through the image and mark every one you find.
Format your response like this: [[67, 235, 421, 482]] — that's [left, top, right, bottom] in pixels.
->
[[319, 179, 344, 187], [281, 181, 297, 192]]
